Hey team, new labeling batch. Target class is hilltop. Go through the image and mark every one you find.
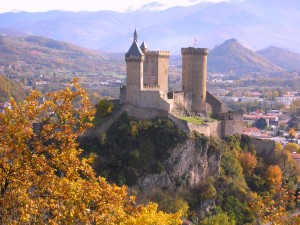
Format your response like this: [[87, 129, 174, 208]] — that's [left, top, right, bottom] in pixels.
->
[[257, 46, 300, 72], [207, 39, 285, 74]]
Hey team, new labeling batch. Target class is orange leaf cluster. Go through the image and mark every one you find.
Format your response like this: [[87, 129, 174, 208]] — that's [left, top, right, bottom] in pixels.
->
[[0, 79, 181, 224]]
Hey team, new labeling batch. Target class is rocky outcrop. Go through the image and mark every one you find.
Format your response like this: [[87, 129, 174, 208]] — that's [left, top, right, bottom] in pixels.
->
[[136, 137, 222, 191]]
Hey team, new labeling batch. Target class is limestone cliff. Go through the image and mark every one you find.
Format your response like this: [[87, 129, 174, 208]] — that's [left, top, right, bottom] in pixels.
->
[[137, 136, 222, 191]]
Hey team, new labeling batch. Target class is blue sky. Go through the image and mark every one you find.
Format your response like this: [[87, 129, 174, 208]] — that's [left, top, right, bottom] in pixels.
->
[[0, 0, 236, 13]]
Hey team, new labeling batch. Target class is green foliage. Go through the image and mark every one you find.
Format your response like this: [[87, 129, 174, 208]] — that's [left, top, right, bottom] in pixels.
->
[[180, 116, 204, 124], [221, 152, 243, 178], [254, 118, 268, 130], [83, 113, 187, 185], [200, 213, 236, 225], [157, 194, 189, 217], [221, 196, 248, 224], [199, 183, 217, 201], [96, 99, 114, 117], [225, 135, 242, 152]]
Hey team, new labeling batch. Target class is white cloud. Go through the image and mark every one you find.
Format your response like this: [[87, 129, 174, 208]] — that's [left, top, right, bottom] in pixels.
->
[[0, 0, 233, 13]]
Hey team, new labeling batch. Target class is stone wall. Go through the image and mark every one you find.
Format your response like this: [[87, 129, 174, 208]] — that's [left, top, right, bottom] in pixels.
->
[[206, 91, 227, 117], [219, 111, 243, 137], [187, 121, 222, 138], [123, 104, 168, 119], [139, 90, 172, 111], [248, 138, 275, 156]]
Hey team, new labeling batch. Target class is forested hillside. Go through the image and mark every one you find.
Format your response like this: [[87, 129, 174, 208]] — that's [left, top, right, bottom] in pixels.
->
[[0, 35, 125, 75], [0, 75, 26, 101]]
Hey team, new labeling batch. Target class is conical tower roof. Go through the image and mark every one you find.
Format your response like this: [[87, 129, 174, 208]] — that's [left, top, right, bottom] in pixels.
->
[[126, 29, 144, 57], [140, 41, 147, 51]]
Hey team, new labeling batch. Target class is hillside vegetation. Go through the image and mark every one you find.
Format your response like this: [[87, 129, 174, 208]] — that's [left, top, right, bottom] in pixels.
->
[[0, 35, 125, 74], [0, 75, 26, 101]]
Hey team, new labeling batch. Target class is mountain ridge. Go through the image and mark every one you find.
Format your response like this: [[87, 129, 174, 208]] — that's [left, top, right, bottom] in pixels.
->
[[1, 34, 299, 76], [0, 0, 299, 53], [208, 38, 285, 74], [257, 46, 300, 72]]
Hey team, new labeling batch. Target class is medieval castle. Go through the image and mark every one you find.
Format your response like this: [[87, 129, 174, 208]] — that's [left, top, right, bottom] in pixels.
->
[[120, 30, 242, 137]]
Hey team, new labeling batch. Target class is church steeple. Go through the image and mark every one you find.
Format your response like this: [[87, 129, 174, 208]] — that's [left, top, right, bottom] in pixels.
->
[[134, 29, 138, 42]]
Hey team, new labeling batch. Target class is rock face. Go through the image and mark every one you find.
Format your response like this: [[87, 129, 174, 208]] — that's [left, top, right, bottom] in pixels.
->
[[137, 138, 221, 191]]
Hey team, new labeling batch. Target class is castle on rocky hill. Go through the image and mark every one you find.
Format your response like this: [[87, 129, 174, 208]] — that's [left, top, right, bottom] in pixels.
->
[[120, 30, 242, 137]]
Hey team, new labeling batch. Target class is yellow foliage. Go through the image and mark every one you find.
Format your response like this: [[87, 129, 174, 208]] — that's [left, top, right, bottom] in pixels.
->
[[0, 79, 181, 224], [284, 142, 299, 153], [265, 165, 283, 190], [238, 152, 257, 174]]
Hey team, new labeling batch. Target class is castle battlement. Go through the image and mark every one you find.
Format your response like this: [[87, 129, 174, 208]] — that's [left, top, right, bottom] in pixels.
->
[[143, 84, 160, 90], [125, 56, 145, 62], [147, 51, 170, 57], [181, 47, 208, 55]]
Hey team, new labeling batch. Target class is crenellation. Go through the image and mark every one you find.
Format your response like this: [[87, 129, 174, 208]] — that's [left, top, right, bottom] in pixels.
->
[[181, 48, 208, 55], [147, 51, 170, 56], [143, 84, 160, 90]]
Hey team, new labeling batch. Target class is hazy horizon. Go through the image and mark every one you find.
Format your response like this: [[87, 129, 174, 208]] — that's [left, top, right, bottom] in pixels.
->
[[0, 0, 241, 13]]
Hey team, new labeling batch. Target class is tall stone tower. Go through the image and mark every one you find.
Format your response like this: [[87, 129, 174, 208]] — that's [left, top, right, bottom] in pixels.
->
[[141, 42, 170, 92], [181, 47, 208, 113], [125, 30, 144, 105]]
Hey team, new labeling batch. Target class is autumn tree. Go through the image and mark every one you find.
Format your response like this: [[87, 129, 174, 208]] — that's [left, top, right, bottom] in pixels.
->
[[238, 152, 257, 175], [265, 165, 283, 190], [96, 98, 114, 117], [250, 185, 298, 225], [289, 128, 297, 138], [284, 142, 299, 153], [0, 79, 181, 224]]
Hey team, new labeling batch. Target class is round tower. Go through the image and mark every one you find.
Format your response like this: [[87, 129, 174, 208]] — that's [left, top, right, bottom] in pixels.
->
[[125, 29, 144, 105], [181, 47, 208, 113]]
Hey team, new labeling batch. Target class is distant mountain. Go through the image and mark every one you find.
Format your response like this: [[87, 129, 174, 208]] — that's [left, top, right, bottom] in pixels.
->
[[208, 39, 285, 74], [0, 75, 26, 101], [257, 46, 300, 72], [0, 0, 299, 53], [0, 35, 124, 74]]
